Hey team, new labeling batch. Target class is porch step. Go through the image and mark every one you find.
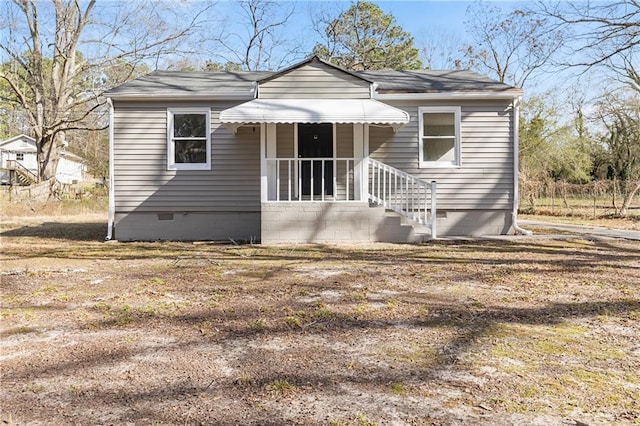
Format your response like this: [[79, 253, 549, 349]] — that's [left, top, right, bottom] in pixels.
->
[[369, 203, 432, 243]]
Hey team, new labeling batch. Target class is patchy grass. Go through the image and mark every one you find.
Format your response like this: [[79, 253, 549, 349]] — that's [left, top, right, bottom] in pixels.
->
[[0, 216, 639, 425]]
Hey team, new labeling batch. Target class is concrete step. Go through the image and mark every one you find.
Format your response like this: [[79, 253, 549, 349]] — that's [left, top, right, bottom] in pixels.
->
[[369, 203, 433, 243]]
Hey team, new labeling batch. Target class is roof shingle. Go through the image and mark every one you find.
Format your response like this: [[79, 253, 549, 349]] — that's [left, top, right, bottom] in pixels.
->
[[105, 67, 519, 98]]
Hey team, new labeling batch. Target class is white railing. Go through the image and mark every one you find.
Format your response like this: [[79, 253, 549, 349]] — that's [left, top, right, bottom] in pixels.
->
[[367, 158, 437, 238], [266, 157, 362, 202]]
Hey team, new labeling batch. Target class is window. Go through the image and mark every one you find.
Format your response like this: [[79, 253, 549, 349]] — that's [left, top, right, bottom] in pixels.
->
[[419, 106, 461, 168], [16, 153, 24, 161], [167, 108, 211, 170]]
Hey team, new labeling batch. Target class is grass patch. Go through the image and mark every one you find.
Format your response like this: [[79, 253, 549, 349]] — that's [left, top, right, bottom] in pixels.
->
[[0, 326, 41, 337], [388, 382, 406, 395], [267, 379, 296, 394], [484, 321, 638, 417]]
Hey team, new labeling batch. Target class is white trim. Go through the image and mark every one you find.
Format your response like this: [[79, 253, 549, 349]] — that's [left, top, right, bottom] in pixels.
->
[[418, 106, 461, 169], [107, 92, 255, 101], [266, 123, 277, 201], [106, 98, 116, 241], [374, 91, 522, 101], [511, 97, 532, 235], [294, 123, 299, 197], [364, 124, 369, 157], [353, 124, 364, 200], [332, 124, 337, 160], [260, 123, 267, 202], [370, 82, 378, 99], [363, 124, 370, 199], [167, 108, 211, 171]]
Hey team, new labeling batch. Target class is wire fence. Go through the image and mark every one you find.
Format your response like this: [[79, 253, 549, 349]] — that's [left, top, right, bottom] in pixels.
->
[[519, 179, 640, 217]]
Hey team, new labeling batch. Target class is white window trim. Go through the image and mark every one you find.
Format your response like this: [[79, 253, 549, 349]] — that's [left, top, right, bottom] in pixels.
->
[[167, 108, 211, 171], [418, 106, 461, 168]]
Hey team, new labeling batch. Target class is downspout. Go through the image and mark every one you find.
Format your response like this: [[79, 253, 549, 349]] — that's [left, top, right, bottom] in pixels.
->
[[106, 97, 116, 241], [512, 96, 532, 236]]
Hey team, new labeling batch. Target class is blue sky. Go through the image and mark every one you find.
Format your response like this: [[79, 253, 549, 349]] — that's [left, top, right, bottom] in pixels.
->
[[377, 1, 472, 37]]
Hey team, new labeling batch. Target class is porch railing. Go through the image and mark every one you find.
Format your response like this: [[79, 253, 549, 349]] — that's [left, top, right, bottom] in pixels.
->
[[266, 157, 362, 202], [5, 159, 38, 185], [367, 158, 437, 238], [264, 156, 437, 238]]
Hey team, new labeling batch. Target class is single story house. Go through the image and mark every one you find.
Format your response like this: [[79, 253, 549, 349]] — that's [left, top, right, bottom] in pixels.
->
[[0, 134, 88, 185], [105, 56, 525, 243]]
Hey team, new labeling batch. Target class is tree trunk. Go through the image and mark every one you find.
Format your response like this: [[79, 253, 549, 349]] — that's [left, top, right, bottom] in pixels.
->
[[38, 133, 61, 182], [620, 180, 640, 216]]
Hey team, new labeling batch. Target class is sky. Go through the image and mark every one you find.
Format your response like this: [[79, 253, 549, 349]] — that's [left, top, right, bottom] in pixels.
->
[[377, 1, 472, 37]]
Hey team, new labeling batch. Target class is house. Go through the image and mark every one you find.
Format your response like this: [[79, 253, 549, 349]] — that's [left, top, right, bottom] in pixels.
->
[[0, 134, 88, 185], [105, 56, 524, 243]]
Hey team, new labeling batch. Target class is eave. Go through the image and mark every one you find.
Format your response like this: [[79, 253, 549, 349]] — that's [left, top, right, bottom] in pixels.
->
[[107, 92, 257, 101], [373, 89, 523, 100]]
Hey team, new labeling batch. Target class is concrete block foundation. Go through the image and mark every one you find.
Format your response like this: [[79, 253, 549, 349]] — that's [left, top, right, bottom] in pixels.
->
[[114, 211, 260, 242]]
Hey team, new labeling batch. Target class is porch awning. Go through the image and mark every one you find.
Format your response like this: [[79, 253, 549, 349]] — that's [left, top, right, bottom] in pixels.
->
[[220, 98, 410, 132]]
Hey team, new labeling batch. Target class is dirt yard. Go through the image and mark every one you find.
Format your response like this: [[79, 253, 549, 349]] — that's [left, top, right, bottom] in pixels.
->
[[1, 215, 639, 425]]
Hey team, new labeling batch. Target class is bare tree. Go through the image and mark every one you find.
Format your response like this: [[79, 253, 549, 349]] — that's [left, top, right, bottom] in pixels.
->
[[463, 1, 563, 88], [535, 0, 640, 102], [0, 0, 213, 182], [538, 0, 639, 68], [416, 27, 465, 70], [595, 94, 640, 215], [216, 0, 298, 71]]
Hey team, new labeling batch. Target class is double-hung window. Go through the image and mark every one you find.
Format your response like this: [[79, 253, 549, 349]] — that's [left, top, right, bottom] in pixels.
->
[[167, 108, 211, 170], [419, 106, 461, 168]]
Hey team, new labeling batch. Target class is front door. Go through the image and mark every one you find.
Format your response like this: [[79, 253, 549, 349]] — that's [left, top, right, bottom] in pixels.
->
[[298, 123, 333, 197]]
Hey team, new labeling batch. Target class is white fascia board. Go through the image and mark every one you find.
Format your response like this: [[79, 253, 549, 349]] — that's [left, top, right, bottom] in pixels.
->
[[374, 91, 522, 100], [107, 92, 256, 101]]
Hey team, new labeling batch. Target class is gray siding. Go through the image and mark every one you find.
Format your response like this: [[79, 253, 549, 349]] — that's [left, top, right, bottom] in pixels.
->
[[259, 63, 371, 99], [276, 124, 294, 157], [369, 100, 514, 210], [113, 100, 260, 213]]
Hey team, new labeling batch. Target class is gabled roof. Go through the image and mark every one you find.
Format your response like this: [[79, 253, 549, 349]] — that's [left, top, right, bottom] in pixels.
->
[[0, 134, 36, 152], [105, 59, 521, 100], [257, 55, 374, 85]]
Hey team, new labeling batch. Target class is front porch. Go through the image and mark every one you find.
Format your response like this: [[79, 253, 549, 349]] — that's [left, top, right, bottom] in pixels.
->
[[219, 94, 438, 243], [257, 123, 437, 243]]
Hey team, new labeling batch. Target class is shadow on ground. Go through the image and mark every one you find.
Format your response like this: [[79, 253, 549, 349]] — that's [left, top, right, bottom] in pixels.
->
[[1, 221, 107, 241]]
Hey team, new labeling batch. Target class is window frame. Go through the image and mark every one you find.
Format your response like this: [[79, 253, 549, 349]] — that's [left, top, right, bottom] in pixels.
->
[[418, 106, 461, 168], [167, 108, 211, 171], [16, 153, 24, 161]]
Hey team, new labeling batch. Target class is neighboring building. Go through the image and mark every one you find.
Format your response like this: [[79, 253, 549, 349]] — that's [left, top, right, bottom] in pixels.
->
[[105, 56, 524, 243], [0, 134, 88, 185]]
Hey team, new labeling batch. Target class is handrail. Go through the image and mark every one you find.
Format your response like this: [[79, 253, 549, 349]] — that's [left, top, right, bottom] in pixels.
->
[[5, 159, 38, 184], [266, 157, 361, 202], [367, 158, 437, 238]]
